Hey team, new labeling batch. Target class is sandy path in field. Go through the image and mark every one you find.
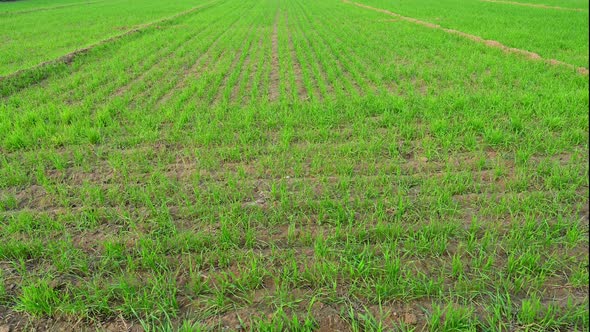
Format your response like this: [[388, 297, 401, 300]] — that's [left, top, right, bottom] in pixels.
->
[[342, 0, 589, 75], [480, 0, 586, 12]]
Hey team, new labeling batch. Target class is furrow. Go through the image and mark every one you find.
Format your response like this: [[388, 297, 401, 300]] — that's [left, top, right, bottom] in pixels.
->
[[285, 10, 309, 101], [268, 9, 282, 102]]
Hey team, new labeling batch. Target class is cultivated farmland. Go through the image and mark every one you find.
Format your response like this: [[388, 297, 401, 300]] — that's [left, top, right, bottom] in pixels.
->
[[0, 0, 588, 330]]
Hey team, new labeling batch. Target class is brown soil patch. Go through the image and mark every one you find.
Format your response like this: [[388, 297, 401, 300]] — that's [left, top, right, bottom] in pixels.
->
[[342, 0, 589, 75], [312, 302, 349, 331], [480, 0, 586, 12], [0, 312, 143, 332]]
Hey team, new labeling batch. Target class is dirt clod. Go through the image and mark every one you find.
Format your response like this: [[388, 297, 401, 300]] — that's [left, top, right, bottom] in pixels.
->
[[317, 315, 348, 332], [404, 313, 418, 325]]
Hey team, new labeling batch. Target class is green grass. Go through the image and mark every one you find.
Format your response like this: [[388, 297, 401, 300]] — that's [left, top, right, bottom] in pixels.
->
[[350, 0, 589, 68], [0, 0, 98, 13], [0, 0, 588, 330], [0, 0, 211, 75], [496, 0, 589, 9]]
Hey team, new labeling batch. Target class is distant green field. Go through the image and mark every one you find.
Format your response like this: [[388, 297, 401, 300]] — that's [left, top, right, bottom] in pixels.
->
[[0, 0, 204, 75], [0, 0, 97, 12], [0, 0, 588, 330], [352, 0, 589, 68], [497, 0, 588, 9]]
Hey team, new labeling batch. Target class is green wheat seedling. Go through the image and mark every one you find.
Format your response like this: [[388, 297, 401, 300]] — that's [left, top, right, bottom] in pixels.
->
[[0, 0, 587, 329]]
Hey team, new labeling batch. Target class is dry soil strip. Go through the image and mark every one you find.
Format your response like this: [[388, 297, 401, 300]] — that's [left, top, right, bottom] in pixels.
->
[[0, 0, 222, 83], [342, 0, 589, 75], [285, 11, 309, 100], [269, 9, 281, 102], [480, 0, 586, 12]]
